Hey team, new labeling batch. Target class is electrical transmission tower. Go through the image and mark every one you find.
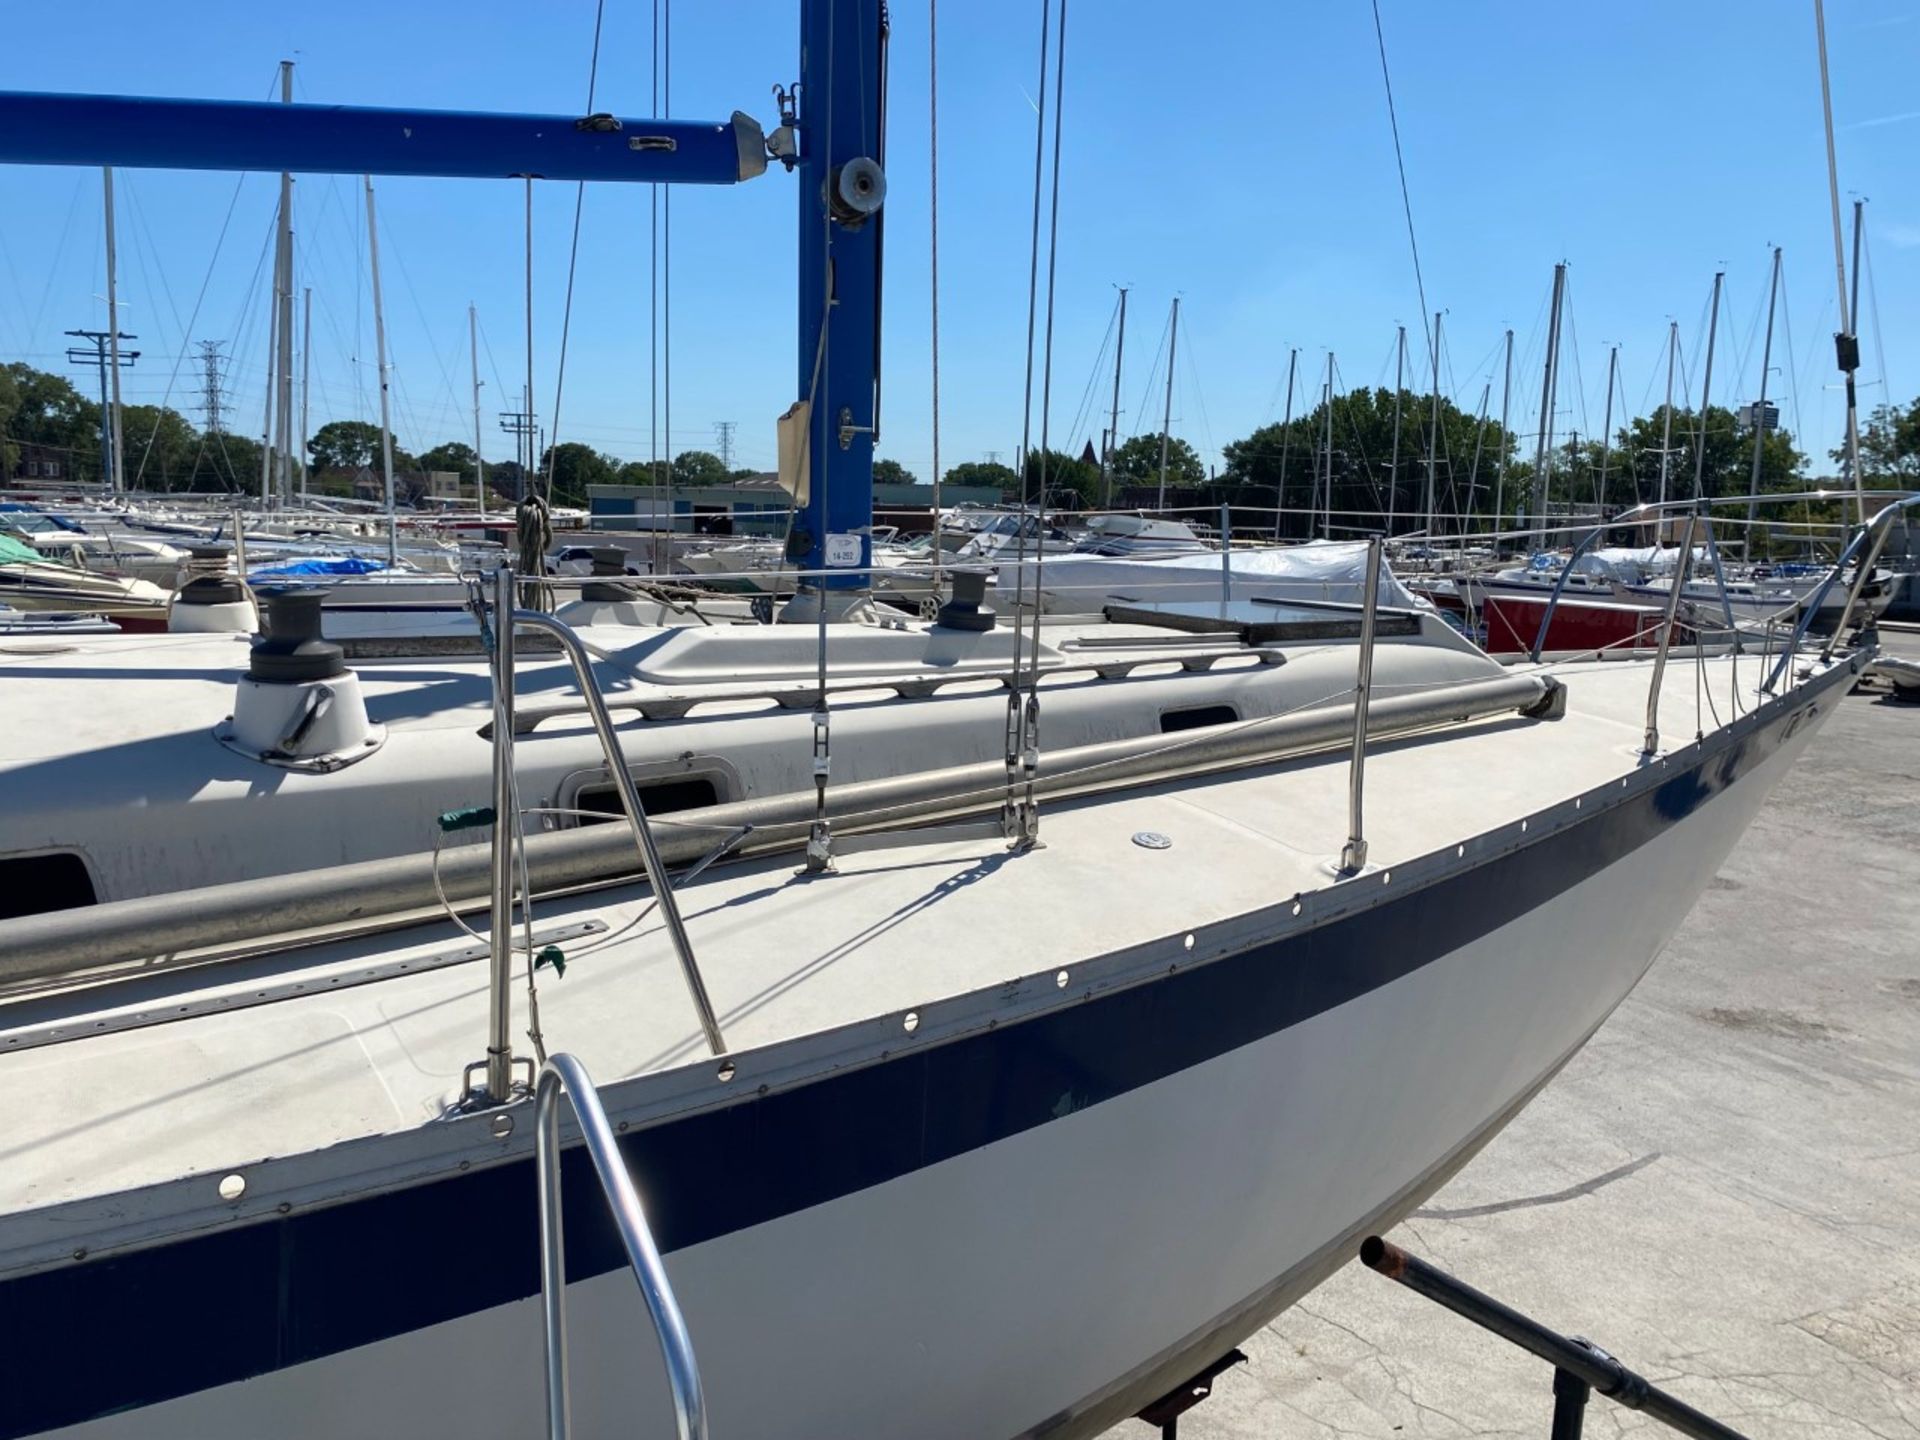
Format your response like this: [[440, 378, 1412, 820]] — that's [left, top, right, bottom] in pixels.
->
[[713, 419, 737, 471], [197, 340, 227, 435]]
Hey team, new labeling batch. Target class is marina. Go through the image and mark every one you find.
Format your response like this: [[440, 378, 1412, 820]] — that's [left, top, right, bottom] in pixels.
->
[[0, 2, 1916, 1438]]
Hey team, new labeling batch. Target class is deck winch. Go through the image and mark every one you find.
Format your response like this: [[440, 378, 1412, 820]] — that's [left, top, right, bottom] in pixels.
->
[[218, 588, 383, 770], [166, 544, 257, 633]]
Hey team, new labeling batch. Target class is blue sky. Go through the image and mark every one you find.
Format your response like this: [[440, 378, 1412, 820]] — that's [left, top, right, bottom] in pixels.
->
[[0, 1, 1913, 482]]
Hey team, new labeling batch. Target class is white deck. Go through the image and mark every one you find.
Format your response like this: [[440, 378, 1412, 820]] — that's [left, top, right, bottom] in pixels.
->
[[0, 652, 1830, 1217]]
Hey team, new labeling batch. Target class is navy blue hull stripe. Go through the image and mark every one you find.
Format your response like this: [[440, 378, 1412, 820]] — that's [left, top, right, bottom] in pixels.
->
[[0, 685, 1825, 1437]]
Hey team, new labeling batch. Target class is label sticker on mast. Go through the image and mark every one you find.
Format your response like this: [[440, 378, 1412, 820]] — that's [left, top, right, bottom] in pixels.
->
[[824, 534, 863, 567]]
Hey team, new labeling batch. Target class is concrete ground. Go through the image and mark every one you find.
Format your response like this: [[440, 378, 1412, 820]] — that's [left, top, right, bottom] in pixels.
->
[[1113, 632, 1920, 1439]]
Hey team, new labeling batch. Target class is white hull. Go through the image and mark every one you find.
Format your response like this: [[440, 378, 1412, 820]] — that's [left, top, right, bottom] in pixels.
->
[[38, 688, 1829, 1440]]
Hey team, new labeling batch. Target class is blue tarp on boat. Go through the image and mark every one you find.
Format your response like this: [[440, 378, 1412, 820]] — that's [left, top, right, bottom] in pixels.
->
[[249, 556, 388, 577]]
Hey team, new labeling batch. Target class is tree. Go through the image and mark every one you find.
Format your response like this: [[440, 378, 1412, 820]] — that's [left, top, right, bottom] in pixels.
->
[[2, 363, 100, 481], [0, 365, 18, 475], [671, 449, 730, 486], [871, 457, 919, 487], [119, 405, 200, 490], [1843, 397, 1920, 483], [613, 459, 664, 487], [172, 430, 261, 493], [540, 442, 617, 502], [417, 441, 478, 478], [1110, 433, 1204, 490], [308, 419, 388, 473], [1616, 405, 1804, 511], [942, 460, 1020, 497], [1223, 387, 1516, 538], [1021, 447, 1100, 508]]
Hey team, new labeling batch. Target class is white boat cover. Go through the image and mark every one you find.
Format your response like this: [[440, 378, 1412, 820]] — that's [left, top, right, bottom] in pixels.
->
[[996, 539, 1431, 613]]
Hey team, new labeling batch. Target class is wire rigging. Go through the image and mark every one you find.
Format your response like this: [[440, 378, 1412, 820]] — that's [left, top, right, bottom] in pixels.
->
[[549, 0, 610, 493], [1369, 0, 1432, 364]]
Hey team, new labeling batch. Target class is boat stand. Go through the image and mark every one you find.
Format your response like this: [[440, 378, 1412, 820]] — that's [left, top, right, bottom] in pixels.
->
[[1360, 1236, 1753, 1440], [1132, 1348, 1247, 1438]]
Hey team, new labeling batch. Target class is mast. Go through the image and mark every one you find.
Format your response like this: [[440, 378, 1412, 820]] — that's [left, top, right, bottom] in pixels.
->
[[273, 60, 295, 508], [1424, 311, 1441, 540], [257, 289, 276, 505], [1494, 328, 1511, 551], [470, 303, 487, 518], [1531, 263, 1566, 549], [1657, 321, 1678, 513], [101, 167, 125, 494], [1386, 325, 1404, 536], [298, 286, 311, 504], [1101, 285, 1127, 509], [1597, 344, 1617, 518], [1691, 271, 1724, 501], [1318, 354, 1335, 537], [1746, 246, 1782, 528], [364, 176, 399, 566], [1847, 198, 1865, 524], [1155, 296, 1178, 511], [1813, 0, 1865, 529], [1466, 380, 1491, 529], [1273, 346, 1297, 540]]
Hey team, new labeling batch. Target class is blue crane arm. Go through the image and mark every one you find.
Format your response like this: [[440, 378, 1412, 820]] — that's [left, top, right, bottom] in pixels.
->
[[0, 91, 767, 184]]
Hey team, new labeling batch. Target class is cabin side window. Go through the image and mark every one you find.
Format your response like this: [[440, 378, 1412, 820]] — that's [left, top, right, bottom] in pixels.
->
[[569, 773, 727, 824], [0, 851, 98, 919], [1160, 704, 1239, 734]]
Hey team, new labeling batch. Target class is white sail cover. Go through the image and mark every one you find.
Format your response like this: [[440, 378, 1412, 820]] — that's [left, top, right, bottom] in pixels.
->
[[996, 539, 1431, 614]]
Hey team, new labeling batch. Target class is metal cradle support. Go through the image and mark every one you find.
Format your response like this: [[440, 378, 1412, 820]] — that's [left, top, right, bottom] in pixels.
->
[[538, 1052, 706, 1440], [1361, 1236, 1752, 1440]]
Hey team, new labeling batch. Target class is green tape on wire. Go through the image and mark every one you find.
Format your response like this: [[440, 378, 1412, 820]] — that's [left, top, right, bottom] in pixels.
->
[[437, 805, 497, 833], [535, 946, 567, 978]]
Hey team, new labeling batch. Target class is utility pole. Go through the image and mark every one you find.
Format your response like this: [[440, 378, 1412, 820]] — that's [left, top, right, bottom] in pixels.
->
[[1692, 271, 1724, 501], [298, 286, 311, 504], [1273, 347, 1297, 540], [471, 304, 487, 516], [1156, 297, 1179, 511], [713, 419, 737, 472], [364, 175, 398, 566], [1100, 285, 1128, 509], [101, 167, 127, 493], [1386, 325, 1404, 536], [1746, 247, 1783, 531], [1597, 344, 1618, 518], [271, 61, 295, 507], [1425, 311, 1441, 540], [498, 394, 535, 499], [1494, 329, 1513, 551], [1531, 263, 1566, 548], [65, 328, 138, 489]]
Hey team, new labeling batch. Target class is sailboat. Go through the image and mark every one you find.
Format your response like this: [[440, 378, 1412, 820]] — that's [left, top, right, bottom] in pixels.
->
[[0, 7, 1888, 1439]]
